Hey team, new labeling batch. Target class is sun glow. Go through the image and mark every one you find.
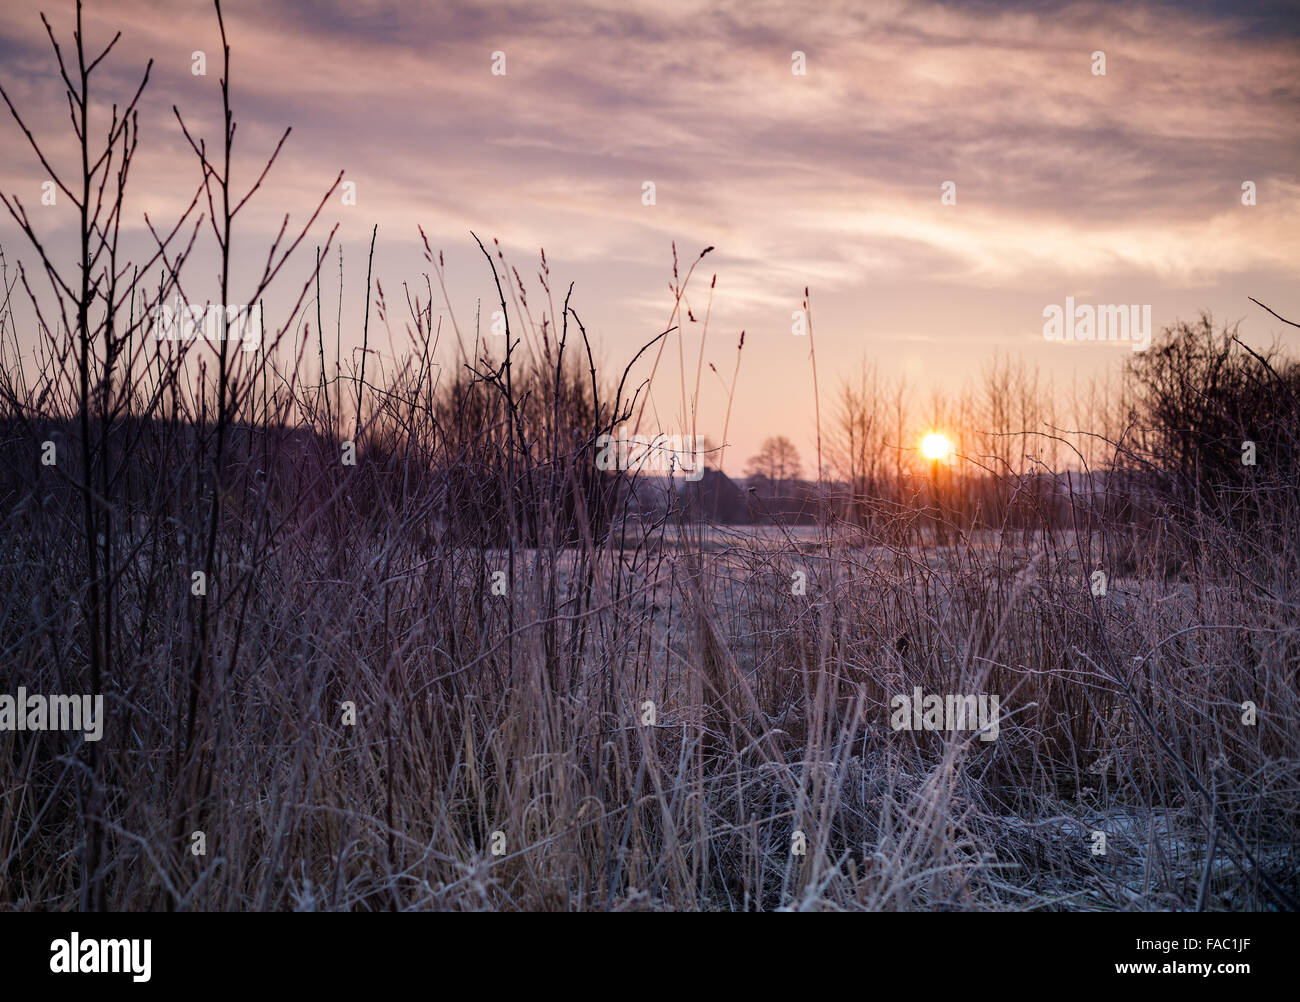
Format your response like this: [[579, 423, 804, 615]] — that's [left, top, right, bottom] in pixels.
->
[[921, 433, 953, 461]]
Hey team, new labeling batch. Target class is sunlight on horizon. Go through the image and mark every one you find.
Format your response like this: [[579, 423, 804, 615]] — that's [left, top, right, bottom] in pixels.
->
[[920, 432, 953, 462]]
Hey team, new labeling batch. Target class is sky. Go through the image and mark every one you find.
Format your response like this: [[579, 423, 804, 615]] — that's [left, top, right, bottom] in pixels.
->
[[1, 0, 1297, 474]]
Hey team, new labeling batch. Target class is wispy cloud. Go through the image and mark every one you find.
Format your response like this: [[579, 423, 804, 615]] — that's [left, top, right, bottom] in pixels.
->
[[1, 0, 1296, 465]]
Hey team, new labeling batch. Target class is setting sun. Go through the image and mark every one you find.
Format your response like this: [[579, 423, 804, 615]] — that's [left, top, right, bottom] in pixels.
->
[[921, 433, 953, 461]]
